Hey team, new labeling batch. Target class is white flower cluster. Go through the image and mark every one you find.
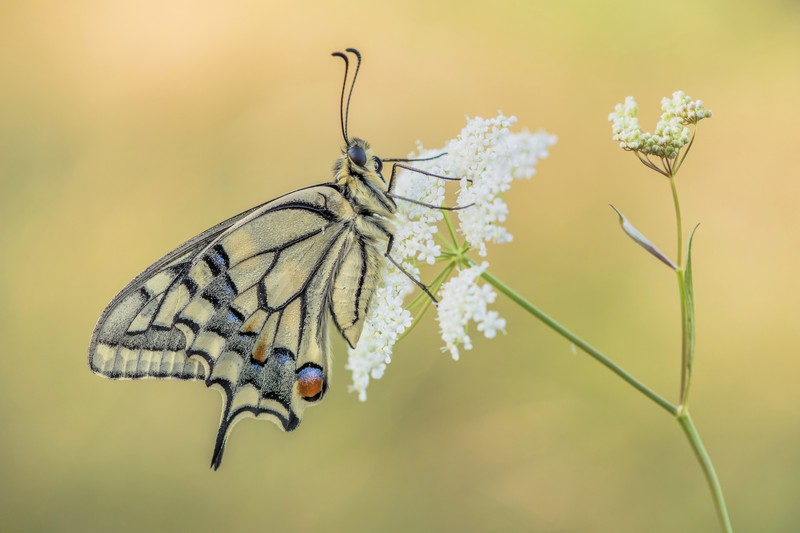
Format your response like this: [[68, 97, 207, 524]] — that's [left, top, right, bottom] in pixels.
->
[[344, 267, 413, 401], [346, 113, 555, 400], [391, 144, 446, 266], [442, 114, 556, 256], [662, 90, 713, 125], [608, 96, 643, 151], [609, 91, 712, 159], [437, 262, 505, 360]]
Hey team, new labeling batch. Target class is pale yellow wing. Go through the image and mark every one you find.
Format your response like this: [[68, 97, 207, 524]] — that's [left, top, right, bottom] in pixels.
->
[[88, 184, 381, 468], [329, 238, 383, 348]]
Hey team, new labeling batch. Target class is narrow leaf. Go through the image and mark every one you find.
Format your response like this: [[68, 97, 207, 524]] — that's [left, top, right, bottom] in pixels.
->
[[609, 204, 677, 270], [680, 224, 700, 406]]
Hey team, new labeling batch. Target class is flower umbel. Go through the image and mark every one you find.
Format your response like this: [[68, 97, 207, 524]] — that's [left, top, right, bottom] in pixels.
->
[[437, 262, 505, 360], [661, 90, 713, 125], [609, 91, 712, 177], [346, 113, 556, 400]]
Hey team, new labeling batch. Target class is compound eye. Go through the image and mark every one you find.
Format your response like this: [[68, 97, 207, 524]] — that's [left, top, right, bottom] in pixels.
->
[[348, 146, 367, 167], [374, 157, 383, 173]]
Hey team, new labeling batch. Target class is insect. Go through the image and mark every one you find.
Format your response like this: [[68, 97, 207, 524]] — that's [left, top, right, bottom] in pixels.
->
[[88, 48, 463, 469]]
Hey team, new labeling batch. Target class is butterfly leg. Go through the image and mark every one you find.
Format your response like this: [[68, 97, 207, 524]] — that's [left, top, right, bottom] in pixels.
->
[[383, 232, 438, 304], [386, 162, 462, 194], [385, 162, 474, 210], [388, 192, 472, 211], [383, 152, 447, 165]]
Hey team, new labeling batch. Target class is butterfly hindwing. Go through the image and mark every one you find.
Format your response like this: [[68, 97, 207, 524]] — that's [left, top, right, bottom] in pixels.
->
[[89, 184, 380, 467], [330, 238, 382, 348]]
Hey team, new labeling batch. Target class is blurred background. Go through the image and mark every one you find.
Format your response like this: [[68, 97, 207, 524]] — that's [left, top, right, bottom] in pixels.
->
[[1, 0, 798, 531]]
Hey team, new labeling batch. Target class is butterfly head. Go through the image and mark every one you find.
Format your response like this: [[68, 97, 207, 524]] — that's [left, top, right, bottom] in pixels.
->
[[336, 137, 385, 185], [347, 141, 384, 175]]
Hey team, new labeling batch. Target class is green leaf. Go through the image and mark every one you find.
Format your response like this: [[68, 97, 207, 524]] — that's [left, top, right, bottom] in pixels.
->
[[678, 224, 699, 407], [680, 224, 700, 406], [609, 205, 677, 270]]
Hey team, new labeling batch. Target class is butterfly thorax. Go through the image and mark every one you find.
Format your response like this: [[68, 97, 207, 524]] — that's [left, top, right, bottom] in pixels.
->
[[334, 138, 395, 217]]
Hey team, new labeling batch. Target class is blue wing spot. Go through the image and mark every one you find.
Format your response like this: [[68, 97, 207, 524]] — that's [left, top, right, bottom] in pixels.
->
[[297, 366, 323, 382], [273, 348, 294, 365]]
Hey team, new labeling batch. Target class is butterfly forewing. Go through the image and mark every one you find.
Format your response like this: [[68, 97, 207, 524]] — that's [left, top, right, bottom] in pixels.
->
[[89, 211, 258, 381], [89, 184, 381, 467]]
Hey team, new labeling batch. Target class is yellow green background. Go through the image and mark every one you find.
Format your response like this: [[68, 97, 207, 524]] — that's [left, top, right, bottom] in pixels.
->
[[1, 0, 797, 531]]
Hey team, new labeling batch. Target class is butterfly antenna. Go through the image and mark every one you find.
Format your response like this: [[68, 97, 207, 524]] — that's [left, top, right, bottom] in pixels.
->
[[343, 48, 362, 143], [331, 51, 350, 144]]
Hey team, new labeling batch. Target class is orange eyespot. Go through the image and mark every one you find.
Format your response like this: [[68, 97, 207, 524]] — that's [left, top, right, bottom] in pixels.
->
[[296, 365, 325, 401]]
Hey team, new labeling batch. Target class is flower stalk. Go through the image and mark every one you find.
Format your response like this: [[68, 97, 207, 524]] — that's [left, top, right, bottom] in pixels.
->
[[607, 91, 729, 531], [670, 176, 684, 266], [678, 411, 733, 532]]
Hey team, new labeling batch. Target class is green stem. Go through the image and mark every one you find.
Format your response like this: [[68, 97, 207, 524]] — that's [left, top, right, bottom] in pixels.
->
[[669, 176, 684, 267], [670, 176, 693, 409], [678, 411, 733, 532], [479, 268, 677, 416], [669, 161, 727, 529], [443, 211, 460, 248]]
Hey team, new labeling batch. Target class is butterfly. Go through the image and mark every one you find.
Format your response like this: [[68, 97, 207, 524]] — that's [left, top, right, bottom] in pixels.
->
[[88, 48, 462, 469]]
